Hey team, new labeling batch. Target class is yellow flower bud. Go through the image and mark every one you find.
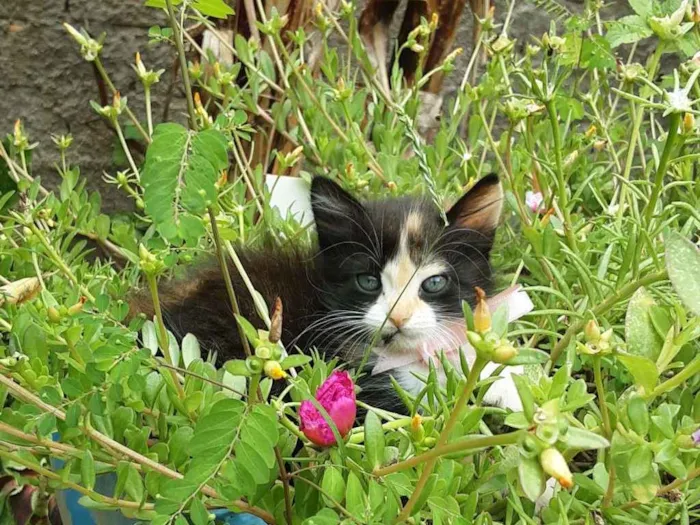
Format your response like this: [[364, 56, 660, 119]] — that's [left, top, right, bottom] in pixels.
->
[[584, 320, 601, 343], [264, 360, 287, 380], [540, 448, 573, 489], [473, 287, 491, 334]]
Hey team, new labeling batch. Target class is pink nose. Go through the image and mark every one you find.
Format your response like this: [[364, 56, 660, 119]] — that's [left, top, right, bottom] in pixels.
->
[[390, 314, 409, 328]]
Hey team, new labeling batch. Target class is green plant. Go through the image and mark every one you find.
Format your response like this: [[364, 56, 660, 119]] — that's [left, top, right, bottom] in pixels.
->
[[1, 0, 699, 524]]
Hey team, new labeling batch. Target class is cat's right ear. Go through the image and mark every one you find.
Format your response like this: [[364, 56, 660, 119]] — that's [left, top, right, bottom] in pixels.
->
[[310, 177, 365, 251]]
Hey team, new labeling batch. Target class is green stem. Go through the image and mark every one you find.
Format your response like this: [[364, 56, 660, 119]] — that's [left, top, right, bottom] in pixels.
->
[[25, 221, 95, 302], [646, 355, 700, 400], [0, 447, 153, 511], [643, 112, 682, 225], [94, 58, 150, 143], [248, 373, 261, 405], [146, 273, 185, 398], [394, 357, 487, 522], [208, 208, 252, 357], [164, 0, 197, 129], [549, 269, 668, 363], [374, 430, 523, 477], [616, 43, 664, 220], [545, 100, 578, 253], [594, 357, 615, 507], [144, 85, 154, 138], [113, 119, 140, 181]]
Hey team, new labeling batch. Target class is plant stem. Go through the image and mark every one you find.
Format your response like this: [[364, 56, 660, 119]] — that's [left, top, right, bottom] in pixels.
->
[[619, 466, 700, 511], [274, 447, 293, 525], [164, 0, 197, 129], [374, 430, 523, 477], [0, 373, 276, 524], [644, 112, 682, 225], [0, 447, 154, 511], [544, 100, 578, 253], [146, 272, 185, 398], [593, 356, 615, 507], [144, 84, 154, 137], [94, 58, 150, 143], [114, 119, 141, 181], [394, 357, 487, 522], [549, 269, 668, 363], [646, 355, 700, 400], [616, 43, 664, 220], [208, 208, 252, 357], [24, 220, 95, 302]]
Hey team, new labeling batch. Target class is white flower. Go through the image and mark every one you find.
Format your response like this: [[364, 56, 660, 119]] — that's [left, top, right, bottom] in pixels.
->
[[663, 68, 700, 116]]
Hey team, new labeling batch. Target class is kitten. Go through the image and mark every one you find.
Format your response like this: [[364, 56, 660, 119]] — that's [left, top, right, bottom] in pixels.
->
[[131, 175, 522, 412]]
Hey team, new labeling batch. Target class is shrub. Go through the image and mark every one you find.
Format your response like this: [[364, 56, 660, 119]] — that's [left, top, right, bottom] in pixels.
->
[[0, 0, 699, 524]]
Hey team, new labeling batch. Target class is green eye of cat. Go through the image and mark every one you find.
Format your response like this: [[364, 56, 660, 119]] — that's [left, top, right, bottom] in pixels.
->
[[356, 273, 381, 292], [421, 275, 448, 294]]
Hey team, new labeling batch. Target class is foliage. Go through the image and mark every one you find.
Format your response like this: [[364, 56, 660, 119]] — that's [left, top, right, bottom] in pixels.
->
[[1, 0, 700, 524]]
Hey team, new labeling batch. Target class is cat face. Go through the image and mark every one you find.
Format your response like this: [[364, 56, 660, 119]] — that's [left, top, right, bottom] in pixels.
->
[[309, 176, 503, 359]]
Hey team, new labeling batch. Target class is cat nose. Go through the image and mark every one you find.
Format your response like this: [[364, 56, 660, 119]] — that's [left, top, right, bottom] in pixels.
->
[[389, 314, 409, 329]]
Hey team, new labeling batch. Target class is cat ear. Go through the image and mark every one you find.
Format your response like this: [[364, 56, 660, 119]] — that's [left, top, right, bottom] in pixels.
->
[[310, 177, 366, 250], [446, 174, 503, 232]]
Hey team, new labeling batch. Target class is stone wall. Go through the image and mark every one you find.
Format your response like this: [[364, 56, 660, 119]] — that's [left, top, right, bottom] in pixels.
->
[[1, 0, 626, 212]]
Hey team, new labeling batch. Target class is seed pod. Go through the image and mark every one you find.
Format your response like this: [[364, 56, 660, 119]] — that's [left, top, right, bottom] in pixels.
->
[[48, 307, 62, 323], [584, 320, 601, 343], [245, 356, 264, 374], [269, 297, 283, 343]]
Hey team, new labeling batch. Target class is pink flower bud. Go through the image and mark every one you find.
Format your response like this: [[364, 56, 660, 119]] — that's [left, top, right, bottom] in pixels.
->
[[525, 191, 544, 213], [299, 371, 356, 447], [693, 428, 700, 445]]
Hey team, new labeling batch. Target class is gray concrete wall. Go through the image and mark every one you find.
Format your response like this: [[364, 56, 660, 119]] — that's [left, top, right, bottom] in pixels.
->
[[1, 0, 625, 212]]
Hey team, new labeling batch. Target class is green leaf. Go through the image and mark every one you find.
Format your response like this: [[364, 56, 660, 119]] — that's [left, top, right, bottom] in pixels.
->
[[321, 466, 345, 506], [81, 451, 96, 491], [629, 0, 653, 17], [560, 427, 610, 450], [303, 509, 339, 525], [280, 354, 312, 370], [606, 15, 653, 47], [518, 456, 545, 502], [505, 348, 549, 365], [364, 411, 385, 470], [141, 124, 228, 241], [224, 359, 252, 377], [189, 497, 211, 525], [181, 333, 201, 368], [617, 351, 659, 393], [124, 464, 144, 502], [192, 0, 234, 18], [627, 396, 650, 436], [626, 287, 663, 360], [345, 471, 367, 517], [665, 231, 700, 316], [512, 374, 535, 422]]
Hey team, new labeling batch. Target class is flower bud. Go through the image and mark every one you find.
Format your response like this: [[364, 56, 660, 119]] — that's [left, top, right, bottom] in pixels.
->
[[540, 448, 573, 489], [255, 344, 272, 360], [299, 371, 356, 447], [264, 360, 287, 380], [410, 414, 425, 442], [492, 343, 518, 364], [584, 320, 601, 343], [683, 112, 696, 133], [473, 287, 491, 334], [68, 296, 87, 316], [246, 356, 264, 374], [47, 307, 62, 323]]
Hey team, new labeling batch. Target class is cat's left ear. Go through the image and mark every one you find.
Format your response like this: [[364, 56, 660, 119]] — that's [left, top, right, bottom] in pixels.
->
[[446, 174, 503, 232]]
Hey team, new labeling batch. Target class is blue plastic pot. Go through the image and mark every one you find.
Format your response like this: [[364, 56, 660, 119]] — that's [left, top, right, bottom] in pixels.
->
[[50, 435, 264, 524]]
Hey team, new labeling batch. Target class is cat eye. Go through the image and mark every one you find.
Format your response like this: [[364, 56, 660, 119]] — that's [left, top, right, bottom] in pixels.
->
[[356, 273, 381, 292], [421, 275, 448, 294]]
